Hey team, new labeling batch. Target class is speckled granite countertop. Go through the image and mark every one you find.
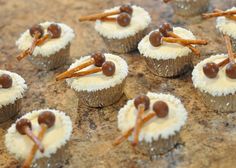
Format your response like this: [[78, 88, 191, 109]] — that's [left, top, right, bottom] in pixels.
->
[[1, 0, 236, 167]]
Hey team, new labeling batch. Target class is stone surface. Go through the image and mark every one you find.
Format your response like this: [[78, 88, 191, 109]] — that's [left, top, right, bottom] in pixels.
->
[[0, 0, 236, 168]]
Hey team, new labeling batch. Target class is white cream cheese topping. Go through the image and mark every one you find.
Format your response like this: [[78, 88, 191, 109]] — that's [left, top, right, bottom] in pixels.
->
[[95, 5, 151, 39], [216, 7, 236, 39], [192, 54, 236, 96], [118, 92, 187, 143], [0, 70, 27, 108], [16, 21, 75, 57], [138, 27, 196, 60], [66, 53, 128, 92], [5, 109, 72, 160]]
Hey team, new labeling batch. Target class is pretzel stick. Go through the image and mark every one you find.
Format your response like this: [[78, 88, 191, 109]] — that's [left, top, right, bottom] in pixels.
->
[[35, 34, 52, 46], [162, 37, 208, 45], [213, 9, 236, 21], [16, 32, 41, 61], [56, 58, 95, 81], [167, 32, 200, 56], [224, 35, 235, 63], [202, 10, 236, 19], [79, 10, 120, 21], [113, 112, 156, 146], [22, 124, 47, 168], [62, 67, 102, 80], [132, 104, 145, 146]]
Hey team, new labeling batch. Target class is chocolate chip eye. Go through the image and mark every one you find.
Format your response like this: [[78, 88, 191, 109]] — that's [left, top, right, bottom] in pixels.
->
[[91, 53, 106, 67], [117, 12, 131, 27], [102, 61, 116, 76], [29, 24, 44, 38], [47, 24, 61, 38], [149, 31, 162, 47], [16, 118, 32, 135], [203, 62, 219, 78], [134, 95, 150, 110], [120, 4, 133, 15], [226, 62, 236, 79], [38, 111, 56, 128], [159, 23, 173, 37], [152, 101, 169, 118], [0, 74, 12, 88]]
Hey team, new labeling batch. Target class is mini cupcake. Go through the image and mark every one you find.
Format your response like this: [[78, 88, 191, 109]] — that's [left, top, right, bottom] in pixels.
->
[[192, 54, 236, 112], [57, 53, 128, 107], [138, 23, 207, 77], [5, 109, 72, 167], [113, 92, 187, 155], [192, 35, 236, 112], [164, 0, 210, 17], [16, 21, 75, 70], [0, 70, 27, 123], [79, 4, 151, 53], [215, 7, 236, 52]]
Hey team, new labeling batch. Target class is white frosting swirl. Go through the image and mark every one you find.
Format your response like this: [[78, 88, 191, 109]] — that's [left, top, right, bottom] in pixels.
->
[[118, 92, 187, 143], [216, 7, 236, 39], [138, 27, 196, 60], [0, 70, 27, 108], [95, 5, 151, 39], [192, 54, 236, 96], [16, 21, 75, 57], [66, 53, 128, 92], [5, 109, 73, 160]]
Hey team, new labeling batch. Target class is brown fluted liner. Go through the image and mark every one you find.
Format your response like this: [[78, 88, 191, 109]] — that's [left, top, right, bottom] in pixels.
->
[[0, 99, 22, 123], [201, 92, 236, 112], [171, 0, 209, 16], [135, 132, 180, 155], [144, 54, 193, 77], [27, 44, 70, 71], [30, 143, 70, 168], [76, 79, 126, 107], [231, 37, 236, 53], [101, 28, 149, 53]]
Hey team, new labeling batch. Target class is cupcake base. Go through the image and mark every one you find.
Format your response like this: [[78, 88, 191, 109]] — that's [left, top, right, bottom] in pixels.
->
[[135, 132, 180, 156], [76, 80, 126, 107], [144, 54, 193, 77], [27, 44, 70, 71], [0, 99, 22, 123], [171, 0, 209, 17], [230, 37, 236, 53], [201, 92, 236, 112], [101, 28, 149, 53]]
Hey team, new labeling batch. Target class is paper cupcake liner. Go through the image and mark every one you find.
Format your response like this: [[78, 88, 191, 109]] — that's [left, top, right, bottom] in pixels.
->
[[201, 91, 236, 112], [31, 143, 70, 168], [27, 43, 70, 71], [230, 37, 236, 53], [0, 99, 22, 123], [135, 132, 180, 156], [101, 28, 149, 53], [76, 79, 126, 107], [171, 0, 209, 16], [144, 54, 193, 77]]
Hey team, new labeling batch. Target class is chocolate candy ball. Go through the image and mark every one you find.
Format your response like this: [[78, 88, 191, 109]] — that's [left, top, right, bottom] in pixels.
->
[[120, 4, 133, 15], [117, 12, 131, 27], [134, 95, 150, 110], [203, 62, 219, 78], [226, 62, 236, 79], [16, 118, 32, 135], [30, 24, 44, 38], [159, 23, 173, 37], [102, 61, 116, 76], [91, 53, 106, 67], [0, 74, 12, 88], [149, 31, 162, 47], [153, 101, 169, 118], [38, 111, 56, 128], [47, 24, 61, 38]]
